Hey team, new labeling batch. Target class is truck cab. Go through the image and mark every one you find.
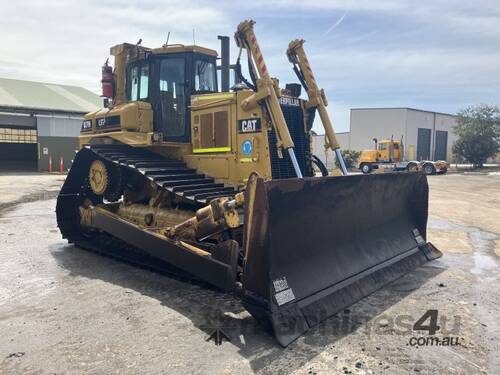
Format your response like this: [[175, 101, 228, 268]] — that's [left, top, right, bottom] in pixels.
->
[[376, 139, 403, 162], [359, 137, 447, 175], [359, 138, 404, 165]]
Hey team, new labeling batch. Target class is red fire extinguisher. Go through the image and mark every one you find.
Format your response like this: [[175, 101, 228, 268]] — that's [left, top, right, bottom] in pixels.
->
[[59, 156, 64, 173], [101, 58, 114, 98]]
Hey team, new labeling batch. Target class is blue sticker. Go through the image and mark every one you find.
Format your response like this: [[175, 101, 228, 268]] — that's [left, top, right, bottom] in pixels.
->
[[242, 140, 253, 155]]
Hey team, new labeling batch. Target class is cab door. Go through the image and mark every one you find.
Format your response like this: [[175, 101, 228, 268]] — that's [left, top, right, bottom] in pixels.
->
[[378, 142, 389, 162], [152, 55, 191, 143]]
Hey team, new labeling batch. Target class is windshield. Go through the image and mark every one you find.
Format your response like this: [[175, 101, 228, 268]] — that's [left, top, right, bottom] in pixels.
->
[[194, 60, 216, 92]]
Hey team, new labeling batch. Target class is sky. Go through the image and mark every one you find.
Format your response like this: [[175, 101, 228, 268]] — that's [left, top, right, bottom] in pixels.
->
[[1, 0, 499, 132]]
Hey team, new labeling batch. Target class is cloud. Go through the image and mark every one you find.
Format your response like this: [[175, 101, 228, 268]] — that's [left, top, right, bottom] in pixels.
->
[[0, 0, 498, 131], [324, 11, 348, 35]]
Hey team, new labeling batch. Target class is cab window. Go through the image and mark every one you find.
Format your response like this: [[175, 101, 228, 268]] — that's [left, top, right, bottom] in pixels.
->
[[128, 63, 149, 101], [194, 60, 216, 93], [139, 65, 149, 99], [129, 66, 139, 101], [393, 143, 399, 150], [378, 143, 388, 151]]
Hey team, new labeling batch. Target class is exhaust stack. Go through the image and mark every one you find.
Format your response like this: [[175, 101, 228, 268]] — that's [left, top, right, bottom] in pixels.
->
[[218, 35, 230, 92]]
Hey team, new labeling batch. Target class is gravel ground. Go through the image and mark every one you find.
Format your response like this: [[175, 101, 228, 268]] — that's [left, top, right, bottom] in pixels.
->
[[0, 173, 498, 374]]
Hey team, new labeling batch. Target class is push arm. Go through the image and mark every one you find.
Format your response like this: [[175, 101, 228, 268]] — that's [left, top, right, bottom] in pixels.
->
[[286, 39, 348, 175], [235, 20, 303, 178]]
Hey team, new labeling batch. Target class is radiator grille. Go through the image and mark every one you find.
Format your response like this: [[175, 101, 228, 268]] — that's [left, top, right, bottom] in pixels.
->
[[268, 100, 313, 179]]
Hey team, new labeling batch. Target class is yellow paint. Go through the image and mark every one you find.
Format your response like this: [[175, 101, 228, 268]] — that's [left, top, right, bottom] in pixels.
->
[[359, 150, 378, 163], [239, 158, 255, 163], [409, 145, 415, 160], [193, 93, 235, 101], [192, 146, 231, 154]]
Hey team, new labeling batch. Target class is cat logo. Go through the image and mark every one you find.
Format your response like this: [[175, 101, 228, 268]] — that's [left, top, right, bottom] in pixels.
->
[[238, 118, 261, 134]]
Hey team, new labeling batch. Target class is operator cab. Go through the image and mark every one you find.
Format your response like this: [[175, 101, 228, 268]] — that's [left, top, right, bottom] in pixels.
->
[[125, 45, 218, 143]]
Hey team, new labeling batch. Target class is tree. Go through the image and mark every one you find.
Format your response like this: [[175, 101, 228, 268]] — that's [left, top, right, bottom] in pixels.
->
[[453, 104, 500, 168], [335, 149, 361, 170]]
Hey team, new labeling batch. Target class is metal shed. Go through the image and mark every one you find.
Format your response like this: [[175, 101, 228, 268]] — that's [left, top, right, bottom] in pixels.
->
[[0, 77, 100, 171]]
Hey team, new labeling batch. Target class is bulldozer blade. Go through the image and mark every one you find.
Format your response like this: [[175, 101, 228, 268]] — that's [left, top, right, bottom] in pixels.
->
[[241, 172, 442, 346]]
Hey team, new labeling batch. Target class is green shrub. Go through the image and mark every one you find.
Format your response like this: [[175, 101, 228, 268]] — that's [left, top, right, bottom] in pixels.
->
[[335, 149, 361, 169]]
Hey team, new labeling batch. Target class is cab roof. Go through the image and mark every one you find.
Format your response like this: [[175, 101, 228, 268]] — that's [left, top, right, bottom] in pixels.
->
[[110, 42, 217, 57], [152, 44, 218, 57]]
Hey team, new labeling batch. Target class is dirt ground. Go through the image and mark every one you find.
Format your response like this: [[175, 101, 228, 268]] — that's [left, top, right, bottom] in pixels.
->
[[0, 173, 498, 374], [0, 173, 65, 208]]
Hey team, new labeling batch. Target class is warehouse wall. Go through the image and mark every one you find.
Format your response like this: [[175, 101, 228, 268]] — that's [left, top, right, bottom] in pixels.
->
[[312, 132, 350, 170], [325, 108, 458, 162], [36, 115, 82, 171], [0, 112, 82, 171], [434, 113, 457, 161], [37, 136, 79, 171], [405, 109, 434, 160], [0, 113, 36, 127], [406, 110, 457, 161], [37, 116, 81, 138], [349, 109, 407, 152]]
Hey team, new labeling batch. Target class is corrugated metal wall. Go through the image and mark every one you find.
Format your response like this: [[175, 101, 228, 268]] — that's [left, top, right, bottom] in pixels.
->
[[36, 115, 82, 171], [37, 116, 81, 138], [0, 112, 83, 171]]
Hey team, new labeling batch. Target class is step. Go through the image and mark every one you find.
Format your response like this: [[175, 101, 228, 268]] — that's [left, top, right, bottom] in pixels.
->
[[162, 178, 215, 188], [181, 186, 233, 196], [197, 193, 236, 204], [142, 168, 196, 176], [171, 183, 224, 193], [188, 188, 236, 200], [133, 161, 186, 168], [150, 173, 205, 182]]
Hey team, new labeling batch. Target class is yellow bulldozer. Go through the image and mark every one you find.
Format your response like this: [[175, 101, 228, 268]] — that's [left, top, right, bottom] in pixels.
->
[[56, 20, 441, 346]]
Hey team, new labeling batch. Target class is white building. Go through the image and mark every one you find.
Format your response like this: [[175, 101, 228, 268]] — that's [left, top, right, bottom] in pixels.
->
[[313, 108, 457, 170]]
